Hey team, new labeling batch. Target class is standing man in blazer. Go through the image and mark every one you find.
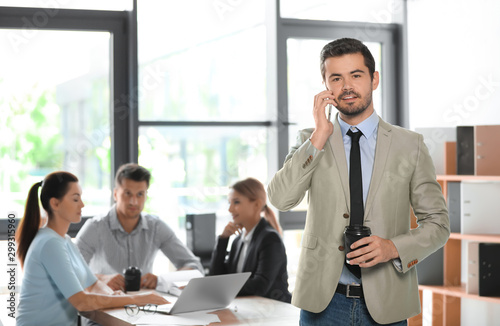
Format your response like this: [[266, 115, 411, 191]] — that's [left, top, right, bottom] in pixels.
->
[[268, 38, 450, 325]]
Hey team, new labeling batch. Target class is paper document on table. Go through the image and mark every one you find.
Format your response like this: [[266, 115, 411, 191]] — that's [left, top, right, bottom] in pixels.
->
[[134, 311, 220, 325], [156, 270, 204, 295]]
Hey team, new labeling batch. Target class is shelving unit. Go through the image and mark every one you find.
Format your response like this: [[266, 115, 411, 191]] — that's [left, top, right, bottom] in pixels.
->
[[409, 175, 500, 326]]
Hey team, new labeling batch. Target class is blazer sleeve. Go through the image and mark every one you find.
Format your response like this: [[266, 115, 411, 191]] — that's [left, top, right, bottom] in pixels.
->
[[268, 128, 324, 211], [238, 232, 287, 297], [391, 133, 450, 273], [209, 236, 232, 275]]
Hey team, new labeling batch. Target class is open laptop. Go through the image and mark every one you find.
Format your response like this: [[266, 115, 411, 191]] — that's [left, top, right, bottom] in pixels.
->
[[156, 272, 251, 315]]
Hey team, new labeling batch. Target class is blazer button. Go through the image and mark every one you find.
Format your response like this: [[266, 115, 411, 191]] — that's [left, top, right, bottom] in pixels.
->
[[343, 213, 349, 219], [338, 246, 345, 251]]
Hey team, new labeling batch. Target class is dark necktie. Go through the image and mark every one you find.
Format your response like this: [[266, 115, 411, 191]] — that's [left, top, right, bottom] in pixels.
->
[[346, 129, 364, 278], [347, 129, 364, 226]]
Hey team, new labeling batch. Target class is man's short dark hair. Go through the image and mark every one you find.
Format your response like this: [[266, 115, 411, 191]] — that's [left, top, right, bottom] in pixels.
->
[[115, 163, 151, 188], [320, 38, 376, 81]]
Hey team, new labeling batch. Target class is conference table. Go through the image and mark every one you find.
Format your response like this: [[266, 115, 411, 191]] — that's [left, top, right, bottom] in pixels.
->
[[81, 296, 300, 325]]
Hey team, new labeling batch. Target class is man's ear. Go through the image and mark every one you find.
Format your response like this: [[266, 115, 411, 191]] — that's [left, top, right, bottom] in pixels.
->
[[372, 71, 380, 91], [113, 187, 118, 202]]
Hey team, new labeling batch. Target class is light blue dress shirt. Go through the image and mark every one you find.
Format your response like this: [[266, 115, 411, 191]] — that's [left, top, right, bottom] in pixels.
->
[[337, 111, 379, 285], [17, 227, 97, 326]]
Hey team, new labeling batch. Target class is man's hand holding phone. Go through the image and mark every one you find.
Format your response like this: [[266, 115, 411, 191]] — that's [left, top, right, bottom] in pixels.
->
[[310, 90, 337, 151]]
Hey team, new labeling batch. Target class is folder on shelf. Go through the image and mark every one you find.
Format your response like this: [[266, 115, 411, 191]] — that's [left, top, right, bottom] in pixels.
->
[[461, 181, 500, 235], [475, 125, 500, 176], [444, 141, 457, 175], [467, 242, 500, 296], [457, 126, 475, 175], [466, 242, 479, 295]]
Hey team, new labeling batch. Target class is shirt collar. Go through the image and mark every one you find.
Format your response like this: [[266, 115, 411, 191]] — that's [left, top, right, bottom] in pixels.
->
[[109, 204, 149, 232], [338, 110, 379, 139]]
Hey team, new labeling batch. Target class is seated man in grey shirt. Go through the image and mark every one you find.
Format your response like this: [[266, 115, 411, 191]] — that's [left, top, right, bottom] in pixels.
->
[[76, 163, 203, 291]]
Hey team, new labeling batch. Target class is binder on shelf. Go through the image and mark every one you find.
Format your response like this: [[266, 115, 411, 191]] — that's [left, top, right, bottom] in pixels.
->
[[475, 125, 500, 176], [415, 127, 456, 175], [447, 181, 461, 233], [461, 181, 500, 235], [417, 247, 443, 286], [456, 126, 474, 175], [478, 243, 500, 297]]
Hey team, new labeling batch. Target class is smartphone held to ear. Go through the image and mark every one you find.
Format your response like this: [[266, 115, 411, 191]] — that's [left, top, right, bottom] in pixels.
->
[[327, 104, 332, 121]]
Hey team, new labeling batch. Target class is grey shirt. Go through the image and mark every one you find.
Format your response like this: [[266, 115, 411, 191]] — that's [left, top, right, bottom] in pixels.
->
[[75, 205, 203, 276]]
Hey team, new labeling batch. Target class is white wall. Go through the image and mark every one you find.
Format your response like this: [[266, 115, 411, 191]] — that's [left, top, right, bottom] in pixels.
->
[[408, 0, 500, 130]]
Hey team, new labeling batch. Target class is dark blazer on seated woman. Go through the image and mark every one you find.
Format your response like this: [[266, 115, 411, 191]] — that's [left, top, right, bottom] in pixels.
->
[[209, 218, 292, 303]]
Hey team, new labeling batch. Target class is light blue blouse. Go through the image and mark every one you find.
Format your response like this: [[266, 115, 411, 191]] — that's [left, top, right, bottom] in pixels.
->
[[17, 227, 97, 326]]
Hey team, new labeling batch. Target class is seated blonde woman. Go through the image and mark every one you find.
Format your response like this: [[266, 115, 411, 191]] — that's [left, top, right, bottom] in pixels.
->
[[209, 177, 291, 303]]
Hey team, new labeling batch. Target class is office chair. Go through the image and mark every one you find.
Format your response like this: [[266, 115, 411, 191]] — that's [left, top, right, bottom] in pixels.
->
[[185, 213, 216, 272]]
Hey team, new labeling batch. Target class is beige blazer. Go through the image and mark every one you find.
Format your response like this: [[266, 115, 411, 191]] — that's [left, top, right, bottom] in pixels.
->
[[268, 115, 450, 324]]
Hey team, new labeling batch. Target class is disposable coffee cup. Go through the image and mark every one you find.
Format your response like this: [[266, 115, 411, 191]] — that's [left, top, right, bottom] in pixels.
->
[[344, 225, 371, 264], [124, 266, 141, 292]]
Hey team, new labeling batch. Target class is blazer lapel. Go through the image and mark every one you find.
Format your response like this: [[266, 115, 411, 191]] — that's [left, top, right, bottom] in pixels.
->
[[241, 219, 265, 272], [328, 114, 350, 209], [364, 118, 392, 218]]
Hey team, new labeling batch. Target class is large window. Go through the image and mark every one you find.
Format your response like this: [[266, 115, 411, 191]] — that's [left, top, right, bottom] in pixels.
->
[[137, 0, 269, 235], [0, 29, 112, 220], [139, 126, 268, 229]]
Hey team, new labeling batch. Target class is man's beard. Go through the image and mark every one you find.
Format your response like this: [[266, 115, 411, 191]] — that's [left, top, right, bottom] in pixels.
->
[[336, 90, 373, 117]]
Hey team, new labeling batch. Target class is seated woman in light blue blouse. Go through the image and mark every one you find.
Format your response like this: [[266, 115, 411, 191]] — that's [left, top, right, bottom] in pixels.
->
[[16, 171, 168, 326]]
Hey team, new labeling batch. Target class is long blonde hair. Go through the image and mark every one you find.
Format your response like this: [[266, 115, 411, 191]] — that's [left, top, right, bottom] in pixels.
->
[[231, 178, 283, 236]]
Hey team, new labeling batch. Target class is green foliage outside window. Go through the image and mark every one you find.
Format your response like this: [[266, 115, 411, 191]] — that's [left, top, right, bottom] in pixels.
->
[[0, 83, 63, 198]]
